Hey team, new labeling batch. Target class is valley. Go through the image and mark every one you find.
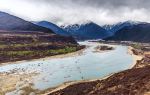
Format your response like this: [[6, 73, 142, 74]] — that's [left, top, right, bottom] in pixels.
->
[[0, 10, 149, 95]]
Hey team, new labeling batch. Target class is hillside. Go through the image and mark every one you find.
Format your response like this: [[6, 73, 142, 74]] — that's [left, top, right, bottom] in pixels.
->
[[0, 12, 82, 64], [0, 11, 53, 33]]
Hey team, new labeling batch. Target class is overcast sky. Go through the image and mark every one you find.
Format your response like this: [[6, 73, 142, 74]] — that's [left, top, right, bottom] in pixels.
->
[[0, 0, 150, 25]]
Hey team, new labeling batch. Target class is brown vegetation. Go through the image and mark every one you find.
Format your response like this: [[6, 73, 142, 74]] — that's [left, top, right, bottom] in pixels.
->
[[0, 31, 84, 64]]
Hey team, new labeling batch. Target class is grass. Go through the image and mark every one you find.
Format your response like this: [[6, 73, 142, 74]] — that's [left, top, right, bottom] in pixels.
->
[[131, 44, 142, 49]]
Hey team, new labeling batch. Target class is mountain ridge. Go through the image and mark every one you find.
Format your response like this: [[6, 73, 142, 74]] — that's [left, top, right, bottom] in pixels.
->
[[35, 21, 71, 36], [105, 22, 150, 43], [0, 11, 53, 33]]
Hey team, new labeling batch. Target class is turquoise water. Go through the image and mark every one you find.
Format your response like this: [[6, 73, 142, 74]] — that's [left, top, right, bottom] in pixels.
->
[[0, 41, 133, 90]]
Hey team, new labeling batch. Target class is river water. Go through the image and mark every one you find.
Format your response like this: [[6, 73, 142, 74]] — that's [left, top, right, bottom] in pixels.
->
[[0, 41, 133, 91]]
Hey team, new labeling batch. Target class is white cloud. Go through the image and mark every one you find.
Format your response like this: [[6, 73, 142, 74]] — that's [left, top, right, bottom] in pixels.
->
[[0, 0, 150, 25]]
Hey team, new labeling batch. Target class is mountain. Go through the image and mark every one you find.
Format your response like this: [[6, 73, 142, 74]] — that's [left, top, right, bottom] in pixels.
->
[[105, 22, 150, 43], [103, 21, 141, 35], [35, 21, 71, 36], [0, 11, 78, 45], [62, 22, 111, 40], [0, 11, 53, 33]]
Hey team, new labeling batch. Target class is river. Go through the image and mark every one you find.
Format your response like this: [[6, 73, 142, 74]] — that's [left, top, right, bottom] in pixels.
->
[[0, 41, 134, 93]]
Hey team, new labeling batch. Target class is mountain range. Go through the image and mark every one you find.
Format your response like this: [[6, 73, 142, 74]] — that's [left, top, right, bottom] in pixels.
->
[[105, 22, 150, 43], [0, 11, 149, 43], [61, 22, 111, 40], [35, 20, 150, 43]]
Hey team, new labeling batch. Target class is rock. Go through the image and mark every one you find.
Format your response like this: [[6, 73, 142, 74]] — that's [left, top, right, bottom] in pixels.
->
[[95, 45, 114, 51], [17, 90, 26, 95], [29, 92, 36, 95]]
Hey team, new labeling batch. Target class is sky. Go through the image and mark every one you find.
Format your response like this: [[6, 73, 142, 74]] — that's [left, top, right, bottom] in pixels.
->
[[0, 0, 150, 25]]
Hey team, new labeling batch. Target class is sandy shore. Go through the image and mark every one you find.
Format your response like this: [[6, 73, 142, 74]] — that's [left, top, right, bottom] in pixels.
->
[[42, 46, 143, 95], [0, 72, 38, 94], [41, 74, 113, 95], [127, 46, 143, 68]]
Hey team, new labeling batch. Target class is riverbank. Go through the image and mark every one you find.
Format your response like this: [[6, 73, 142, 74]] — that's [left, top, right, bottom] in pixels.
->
[[44, 44, 142, 95], [49, 66, 150, 95], [0, 46, 86, 94], [0, 46, 85, 67], [41, 74, 114, 95], [127, 46, 143, 68]]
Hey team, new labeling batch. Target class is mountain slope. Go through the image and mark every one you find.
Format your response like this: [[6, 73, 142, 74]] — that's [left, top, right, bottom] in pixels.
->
[[62, 22, 110, 40], [0, 11, 53, 33], [105, 23, 150, 43], [35, 21, 71, 36]]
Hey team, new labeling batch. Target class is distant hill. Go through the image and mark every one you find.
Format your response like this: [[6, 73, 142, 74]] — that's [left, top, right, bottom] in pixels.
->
[[35, 21, 71, 36], [0, 11, 53, 33], [62, 22, 111, 40], [105, 22, 150, 43]]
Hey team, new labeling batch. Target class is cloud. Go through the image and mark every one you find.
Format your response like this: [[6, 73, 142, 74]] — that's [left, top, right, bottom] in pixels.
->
[[0, 0, 150, 25]]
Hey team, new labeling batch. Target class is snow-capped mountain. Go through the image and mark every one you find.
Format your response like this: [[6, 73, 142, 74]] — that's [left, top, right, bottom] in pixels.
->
[[105, 21, 150, 43], [62, 22, 111, 40], [35, 21, 71, 36], [103, 21, 142, 35]]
